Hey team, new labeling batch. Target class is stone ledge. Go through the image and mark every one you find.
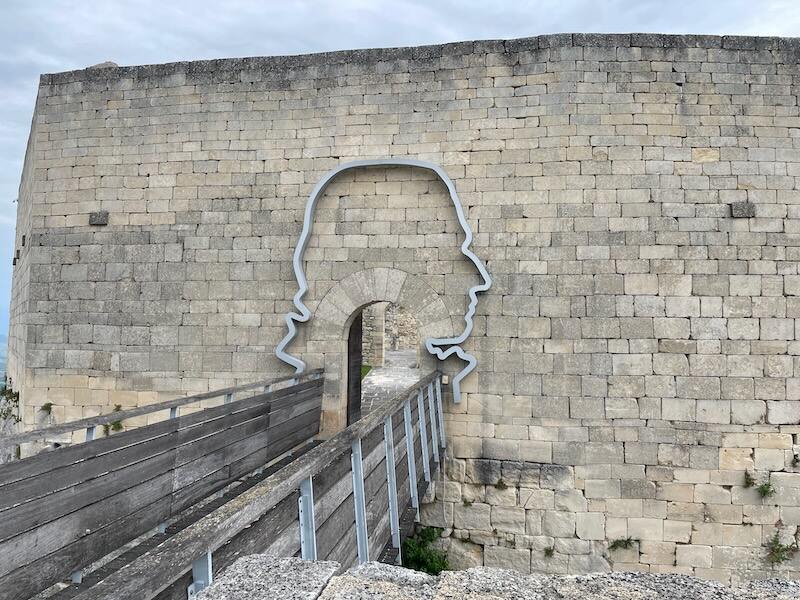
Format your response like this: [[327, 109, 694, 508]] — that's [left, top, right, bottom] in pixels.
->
[[196, 556, 338, 599], [198, 558, 800, 599], [39, 33, 800, 86]]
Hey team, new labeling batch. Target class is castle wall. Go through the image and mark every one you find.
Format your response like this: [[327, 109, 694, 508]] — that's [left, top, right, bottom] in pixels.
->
[[9, 33, 800, 581]]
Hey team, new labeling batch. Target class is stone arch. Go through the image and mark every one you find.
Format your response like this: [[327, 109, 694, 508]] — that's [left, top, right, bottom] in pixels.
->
[[306, 267, 454, 435]]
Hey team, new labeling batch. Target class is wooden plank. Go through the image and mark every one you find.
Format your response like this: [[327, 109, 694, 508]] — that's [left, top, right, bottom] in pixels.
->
[[0, 399, 272, 516], [267, 393, 321, 428], [0, 418, 177, 488], [0, 378, 319, 596], [263, 416, 321, 464], [0, 370, 322, 449], [0, 495, 172, 600], [171, 414, 320, 515], [325, 521, 358, 567], [0, 470, 174, 579], [368, 509, 392, 562], [0, 395, 273, 507], [312, 449, 351, 498], [0, 450, 175, 544], [316, 493, 355, 561], [69, 371, 438, 600], [213, 491, 299, 568]]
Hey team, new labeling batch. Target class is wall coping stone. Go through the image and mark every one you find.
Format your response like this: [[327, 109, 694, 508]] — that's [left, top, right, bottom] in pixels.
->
[[40, 33, 800, 86]]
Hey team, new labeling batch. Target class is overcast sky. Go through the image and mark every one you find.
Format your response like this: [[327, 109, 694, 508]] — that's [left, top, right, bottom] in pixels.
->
[[1, 0, 799, 336]]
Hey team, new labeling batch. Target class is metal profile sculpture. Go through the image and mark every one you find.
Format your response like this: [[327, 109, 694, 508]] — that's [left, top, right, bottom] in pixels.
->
[[275, 158, 492, 402]]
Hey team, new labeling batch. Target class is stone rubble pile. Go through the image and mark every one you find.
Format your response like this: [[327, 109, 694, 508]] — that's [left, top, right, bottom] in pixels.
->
[[197, 556, 800, 599]]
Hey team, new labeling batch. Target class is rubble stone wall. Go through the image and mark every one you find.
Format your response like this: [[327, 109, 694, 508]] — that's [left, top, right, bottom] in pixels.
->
[[9, 33, 800, 580]]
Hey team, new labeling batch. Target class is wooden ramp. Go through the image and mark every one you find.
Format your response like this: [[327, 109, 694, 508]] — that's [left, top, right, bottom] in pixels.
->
[[0, 370, 446, 600], [0, 371, 324, 600]]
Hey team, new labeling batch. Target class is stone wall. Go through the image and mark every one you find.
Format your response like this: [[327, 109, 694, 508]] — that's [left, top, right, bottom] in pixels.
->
[[385, 302, 419, 351], [362, 302, 386, 367], [9, 33, 800, 580]]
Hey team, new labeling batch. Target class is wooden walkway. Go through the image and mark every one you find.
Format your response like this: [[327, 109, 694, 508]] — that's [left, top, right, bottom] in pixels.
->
[[0, 371, 324, 600], [0, 369, 446, 600]]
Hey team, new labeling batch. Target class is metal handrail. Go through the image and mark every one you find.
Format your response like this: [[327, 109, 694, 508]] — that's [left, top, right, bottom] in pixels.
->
[[0, 369, 323, 450], [71, 370, 443, 600]]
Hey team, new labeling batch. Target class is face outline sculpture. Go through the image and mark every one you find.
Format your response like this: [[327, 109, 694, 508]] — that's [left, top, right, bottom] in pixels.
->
[[275, 158, 492, 402]]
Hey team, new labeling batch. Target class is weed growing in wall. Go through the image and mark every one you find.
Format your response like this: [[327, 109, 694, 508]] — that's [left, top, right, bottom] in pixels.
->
[[765, 531, 798, 565], [402, 527, 449, 575]]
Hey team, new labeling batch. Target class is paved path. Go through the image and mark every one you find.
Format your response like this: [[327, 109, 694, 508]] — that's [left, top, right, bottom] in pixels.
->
[[361, 349, 421, 414]]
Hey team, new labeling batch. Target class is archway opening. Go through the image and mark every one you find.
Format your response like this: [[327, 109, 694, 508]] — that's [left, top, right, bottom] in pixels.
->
[[355, 302, 421, 418]]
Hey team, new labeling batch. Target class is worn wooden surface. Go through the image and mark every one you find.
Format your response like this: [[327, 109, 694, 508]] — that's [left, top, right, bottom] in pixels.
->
[[66, 371, 438, 600], [0, 375, 324, 600], [0, 370, 322, 449]]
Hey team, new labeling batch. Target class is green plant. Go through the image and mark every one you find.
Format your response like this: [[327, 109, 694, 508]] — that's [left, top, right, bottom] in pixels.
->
[[544, 546, 554, 558], [401, 527, 449, 575], [360, 365, 372, 380], [608, 537, 636, 551], [462, 499, 472, 507], [744, 471, 755, 488], [757, 482, 776, 499], [765, 531, 798, 565], [110, 404, 124, 432], [39, 402, 53, 415], [495, 479, 508, 490]]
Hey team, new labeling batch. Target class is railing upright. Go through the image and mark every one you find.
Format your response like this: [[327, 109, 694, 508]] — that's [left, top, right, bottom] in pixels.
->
[[426, 382, 439, 464], [187, 551, 213, 597], [383, 415, 401, 560], [416, 389, 431, 483], [298, 476, 317, 560], [403, 397, 420, 520], [435, 375, 446, 448], [351, 437, 369, 564]]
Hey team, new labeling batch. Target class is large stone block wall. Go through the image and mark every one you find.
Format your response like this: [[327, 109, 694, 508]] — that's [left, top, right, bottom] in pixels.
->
[[8, 33, 800, 580]]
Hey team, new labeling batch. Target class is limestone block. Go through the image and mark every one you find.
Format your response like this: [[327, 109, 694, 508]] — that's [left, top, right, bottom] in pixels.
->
[[542, 511, 576, 537], [445, 538, 483, 570], [676, 545, 713, 568], [627, 518, 663, 541], [576, 512, 605, 540], [483, 546, 531, 574], [491, 506, 526, 534], [454, 502, 492, 531]]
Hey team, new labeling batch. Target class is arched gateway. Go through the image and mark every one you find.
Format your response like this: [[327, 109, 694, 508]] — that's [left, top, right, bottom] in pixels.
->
[[275, 158, 492, 432]]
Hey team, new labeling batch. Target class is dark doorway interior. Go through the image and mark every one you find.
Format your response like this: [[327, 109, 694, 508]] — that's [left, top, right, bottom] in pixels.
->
[[346, 311, 363, 426]]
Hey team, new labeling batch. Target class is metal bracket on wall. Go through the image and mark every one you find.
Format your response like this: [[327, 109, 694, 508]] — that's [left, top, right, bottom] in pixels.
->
[[275, 158, 493, 403]]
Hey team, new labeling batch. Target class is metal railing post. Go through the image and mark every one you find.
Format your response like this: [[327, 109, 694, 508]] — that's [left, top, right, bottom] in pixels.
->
[[298, 476, 317, 560], [383, 415, 401, 557], [435, 375, 446, 449], [426, 382, 440, 464], [351, 437, 369, 564], [416, 389, 431, 483], [404, 398, 420, 520], [187, 551, 213, 597]]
